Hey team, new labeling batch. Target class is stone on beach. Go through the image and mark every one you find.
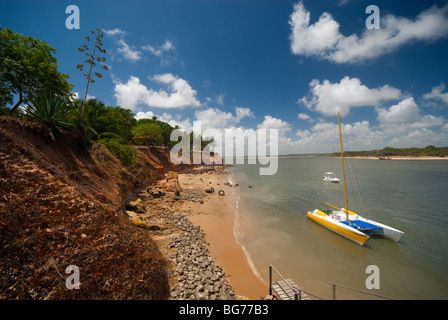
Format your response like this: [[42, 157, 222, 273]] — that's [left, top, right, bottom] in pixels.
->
[[125, 196, 146, 213], [162, 211, 235, 300], [155, 171, 182, 192]]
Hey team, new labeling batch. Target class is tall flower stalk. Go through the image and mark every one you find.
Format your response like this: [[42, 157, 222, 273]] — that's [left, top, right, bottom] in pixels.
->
[[76, 28, 108, 133]]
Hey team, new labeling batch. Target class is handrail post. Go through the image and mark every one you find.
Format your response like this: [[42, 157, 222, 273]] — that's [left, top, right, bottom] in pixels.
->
[[268, 263, 325, 300], [327, 282, 397, 300], [332, 283, 336, 300]]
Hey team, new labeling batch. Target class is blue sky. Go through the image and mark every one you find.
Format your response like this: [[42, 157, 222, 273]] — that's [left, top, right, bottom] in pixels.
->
[[2, 0, 448, 154]]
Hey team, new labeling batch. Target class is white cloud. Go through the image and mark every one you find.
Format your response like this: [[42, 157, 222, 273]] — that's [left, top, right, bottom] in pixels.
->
[[116, 39, 142, 62], [114, 76, 149, 110], [235, 107, 254, 123], [377, 97, 420, 125], [134, 98, 447, 155], [338, 0, 350, 5], [291, 97, 447, 153], [216, 93, 226, 105], [142, 39, 174, 56], [194, 108, 235, 132], [289, 2, 342, 58], [71, 91, 95, 101], [294, 120, 381, 153], [377, 97, 446, 140], [205, 93, 227, 106], [135, 110, 193, 132], [289, 1, 448, 63], [142, 39, 179, 66], [135, 106, 254, 135], [104, 28, 142, 62], [151, 73, 177, 84], [135, 110, 156, 120], [257, 115, 291, 131], [103, 28, 126, 37], [194, 107, 254, 132], [298, 113, 310, 120], [256, 115, 292, 154], [113, 74, 201, 110], [104, 29, 179, 65], [422, 83, 448, 106], [299, 76, 402, 116]]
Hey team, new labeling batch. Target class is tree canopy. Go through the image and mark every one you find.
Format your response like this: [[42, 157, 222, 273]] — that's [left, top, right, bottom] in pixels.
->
[[66, 98, 137, 142], [0, 26, 73, 114], [1, 26, 215, 166], [132, 121, 164, 146]]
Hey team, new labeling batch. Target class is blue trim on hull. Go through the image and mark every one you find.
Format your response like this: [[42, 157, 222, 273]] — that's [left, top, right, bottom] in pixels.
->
[[340, 220, 382, 232]]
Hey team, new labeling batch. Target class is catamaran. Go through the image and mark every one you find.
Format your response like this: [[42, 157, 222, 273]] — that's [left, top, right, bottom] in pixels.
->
[[307, 112, 404, 246]]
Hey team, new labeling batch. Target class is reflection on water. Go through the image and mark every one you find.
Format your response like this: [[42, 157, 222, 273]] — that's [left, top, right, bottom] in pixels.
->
[[229, 156, 448, 299]]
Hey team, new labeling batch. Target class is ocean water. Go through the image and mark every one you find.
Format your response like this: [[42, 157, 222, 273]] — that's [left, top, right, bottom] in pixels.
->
[[228, 155, 448, 300]]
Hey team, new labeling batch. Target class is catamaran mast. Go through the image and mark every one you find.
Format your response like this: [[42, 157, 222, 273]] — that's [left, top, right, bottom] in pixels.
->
[[338, 112, 349, 221]]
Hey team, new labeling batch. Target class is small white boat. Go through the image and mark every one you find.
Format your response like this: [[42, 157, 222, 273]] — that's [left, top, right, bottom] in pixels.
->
[[307, 112, 404, 246], [323, 172, 340, 183]]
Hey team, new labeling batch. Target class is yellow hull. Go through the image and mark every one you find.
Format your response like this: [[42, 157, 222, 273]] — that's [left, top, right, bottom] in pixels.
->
[[307, 210, 369, 246]]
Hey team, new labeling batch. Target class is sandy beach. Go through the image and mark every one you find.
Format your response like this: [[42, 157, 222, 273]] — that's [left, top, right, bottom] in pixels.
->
[[130, 168, 268, 300], [178, 170, 268, 300]]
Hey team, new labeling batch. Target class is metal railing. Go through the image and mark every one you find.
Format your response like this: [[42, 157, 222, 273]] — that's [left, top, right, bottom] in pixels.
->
[[268, 264, 397, 300], [327, 282, 397, 300], [268, 264, 324, 300]]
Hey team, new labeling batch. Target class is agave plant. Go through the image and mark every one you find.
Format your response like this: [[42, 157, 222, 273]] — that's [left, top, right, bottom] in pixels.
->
[[25, 92, 74, 141]]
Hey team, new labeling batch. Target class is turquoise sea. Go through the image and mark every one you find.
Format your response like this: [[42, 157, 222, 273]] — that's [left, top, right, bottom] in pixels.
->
[[228, 156, 448, 299]]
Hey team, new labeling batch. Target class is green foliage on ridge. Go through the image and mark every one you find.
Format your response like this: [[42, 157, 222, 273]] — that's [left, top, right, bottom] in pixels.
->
[[334, 145, 448, 157]]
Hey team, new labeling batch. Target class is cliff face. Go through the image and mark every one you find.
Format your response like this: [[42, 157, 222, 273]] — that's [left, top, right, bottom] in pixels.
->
[[0, 117, 180, 299]]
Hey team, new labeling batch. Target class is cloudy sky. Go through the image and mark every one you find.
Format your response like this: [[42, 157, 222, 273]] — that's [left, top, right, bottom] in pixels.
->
[[2, 0, 448, 154]]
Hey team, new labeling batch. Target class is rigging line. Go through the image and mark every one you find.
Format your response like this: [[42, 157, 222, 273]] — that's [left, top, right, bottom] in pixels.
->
[[342, 127, 366, 215], [323, 122, 340, 206]]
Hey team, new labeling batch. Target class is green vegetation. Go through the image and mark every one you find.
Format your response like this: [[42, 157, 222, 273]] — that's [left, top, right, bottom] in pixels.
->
[[1, 26, 214, 167], [0, 26, 73, 114], [97, 137, 136, 167], [25, 92, 73, 141], [334, 146, 448, 158], [132, 121, 164, 146], [66, 98, 136, 142]]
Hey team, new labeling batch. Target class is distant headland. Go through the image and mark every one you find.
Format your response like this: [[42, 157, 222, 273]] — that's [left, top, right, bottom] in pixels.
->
[[332, 146, 448, 160]]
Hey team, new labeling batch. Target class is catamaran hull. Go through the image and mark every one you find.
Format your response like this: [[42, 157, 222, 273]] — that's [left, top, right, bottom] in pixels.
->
[[307, 210, 369, 246], [323, 178, 340, 183], [355, 216, 404, 242]]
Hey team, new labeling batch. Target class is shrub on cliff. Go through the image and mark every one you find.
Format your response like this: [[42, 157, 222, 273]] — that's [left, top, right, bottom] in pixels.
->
[[24, 92, 74, 141], [97, 137, 135, 167]]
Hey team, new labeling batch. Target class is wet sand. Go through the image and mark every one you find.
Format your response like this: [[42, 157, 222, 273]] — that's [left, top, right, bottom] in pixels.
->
[[177, 170, 268, 300]]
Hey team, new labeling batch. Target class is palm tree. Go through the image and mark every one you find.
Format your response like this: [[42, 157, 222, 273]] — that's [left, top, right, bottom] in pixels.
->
[[66, 98, 107, 140]]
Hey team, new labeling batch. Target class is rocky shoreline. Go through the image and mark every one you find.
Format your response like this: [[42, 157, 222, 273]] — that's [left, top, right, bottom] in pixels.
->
[[164, 211, 236, 300], [126, 171, 238, 300]]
